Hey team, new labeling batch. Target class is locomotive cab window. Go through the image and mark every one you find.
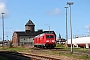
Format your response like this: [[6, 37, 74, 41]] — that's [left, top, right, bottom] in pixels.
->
[[46, 35, 54, 38]]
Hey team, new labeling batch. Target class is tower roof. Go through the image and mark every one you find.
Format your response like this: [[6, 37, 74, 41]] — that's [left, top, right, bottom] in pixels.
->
[[25, 20, 35, 26]]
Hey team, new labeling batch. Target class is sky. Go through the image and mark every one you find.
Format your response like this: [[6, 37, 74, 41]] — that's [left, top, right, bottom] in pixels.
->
[[0, 0, 90, 40]]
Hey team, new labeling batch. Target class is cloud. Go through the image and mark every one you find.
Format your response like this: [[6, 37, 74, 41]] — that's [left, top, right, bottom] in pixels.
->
[[0, 1, 8, 17], [85, 24, 90, 33], [47, 8, 61, 16], [85, 24, 90, 29], [15, 29, 23, 31]]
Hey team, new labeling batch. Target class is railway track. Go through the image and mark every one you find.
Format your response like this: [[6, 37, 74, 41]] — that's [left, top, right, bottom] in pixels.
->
[[33, 47, 70, 52], [0, 48, 90, 60], [33, 47, 90, 56], [21, 52, 61, 60]]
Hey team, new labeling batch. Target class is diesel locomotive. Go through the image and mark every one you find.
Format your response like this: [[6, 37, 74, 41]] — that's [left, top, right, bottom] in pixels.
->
[[34, 33, 56, 48]]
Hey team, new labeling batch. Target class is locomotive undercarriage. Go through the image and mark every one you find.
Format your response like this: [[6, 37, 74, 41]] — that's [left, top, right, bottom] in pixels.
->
[[34, 44, 56, 49]]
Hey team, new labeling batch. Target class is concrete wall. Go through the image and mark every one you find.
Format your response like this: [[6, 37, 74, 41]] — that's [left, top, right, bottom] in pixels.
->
[[19, 36, 34, 47]]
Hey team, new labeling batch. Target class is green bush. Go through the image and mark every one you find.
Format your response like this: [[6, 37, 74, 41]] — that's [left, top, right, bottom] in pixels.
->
[[10, 42, 13, 48], [56, 43, 65, 47]]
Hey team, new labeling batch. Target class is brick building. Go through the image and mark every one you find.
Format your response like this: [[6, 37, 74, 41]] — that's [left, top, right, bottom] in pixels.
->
[[12, 20, 56, 47]]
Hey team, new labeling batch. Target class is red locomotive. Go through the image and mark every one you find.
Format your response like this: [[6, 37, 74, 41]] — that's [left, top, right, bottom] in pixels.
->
[[34, 33, 56, 48]]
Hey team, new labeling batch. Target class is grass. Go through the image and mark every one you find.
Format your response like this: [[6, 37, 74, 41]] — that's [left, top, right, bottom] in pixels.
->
[[0, 56, 8, 60], [0, 46, 31, 52], [79, 55, 90, 60], [7, 47, 30, 52], [55, 44, 90, 60], [47, 50, 90, 60], [0, 45, 90, 60]]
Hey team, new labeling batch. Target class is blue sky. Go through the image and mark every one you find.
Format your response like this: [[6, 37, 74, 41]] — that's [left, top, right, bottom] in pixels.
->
[[0, 0, 90, 40]]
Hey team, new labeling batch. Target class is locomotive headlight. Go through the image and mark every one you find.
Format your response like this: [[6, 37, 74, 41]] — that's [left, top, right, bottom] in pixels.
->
[[46, 40, 49, 42], [52, 40, 55, 42]]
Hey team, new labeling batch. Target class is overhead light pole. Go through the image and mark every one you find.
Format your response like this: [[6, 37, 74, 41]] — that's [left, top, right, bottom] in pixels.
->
[[1, 13, 5, 50], [76, 30, 79, 37], [64, 6, 68, 48], [45, 24, 50, 33], [67, 2, 74, 54], [48, 26, 50, 33]]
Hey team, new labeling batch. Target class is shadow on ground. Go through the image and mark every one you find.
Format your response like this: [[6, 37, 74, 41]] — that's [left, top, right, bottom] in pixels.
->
[[0, 51, 32, 60]]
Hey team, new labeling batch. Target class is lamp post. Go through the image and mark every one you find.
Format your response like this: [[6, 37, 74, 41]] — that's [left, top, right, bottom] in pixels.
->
[[48, 26, 50, 33], [1, 13, 5, 50], [7, 36, 8, 41], [45, 24, 50, 33], [67, 2, 74, 53], [76, 30, 79, 37], [89, 27, 90, 36], [64, 6, 68, 48]]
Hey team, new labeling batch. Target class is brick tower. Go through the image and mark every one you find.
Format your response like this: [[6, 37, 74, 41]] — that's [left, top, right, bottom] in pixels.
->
[[25, 20, 35, 32]]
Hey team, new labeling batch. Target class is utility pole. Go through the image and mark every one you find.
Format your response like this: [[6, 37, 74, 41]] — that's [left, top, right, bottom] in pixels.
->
[[64, 6, 68, 48], [89, 27, 90, 36], [7, 36, 8, 40], [1, 13, 5, 50], [67, 2, 74, 54], [48, 26, 50, 33]]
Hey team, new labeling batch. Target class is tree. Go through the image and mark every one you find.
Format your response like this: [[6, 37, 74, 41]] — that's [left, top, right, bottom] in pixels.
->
[[59, 33, 61, 39]]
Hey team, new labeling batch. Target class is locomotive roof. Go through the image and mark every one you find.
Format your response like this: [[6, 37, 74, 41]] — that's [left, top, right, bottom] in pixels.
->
[[35, 33, 54, 37], [39, 33, 44, 36]]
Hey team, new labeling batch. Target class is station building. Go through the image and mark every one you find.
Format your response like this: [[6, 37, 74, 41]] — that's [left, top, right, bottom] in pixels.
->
[[12, 20, 56, 47]]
